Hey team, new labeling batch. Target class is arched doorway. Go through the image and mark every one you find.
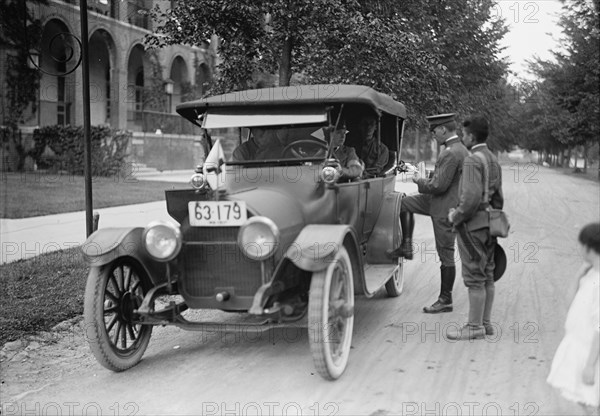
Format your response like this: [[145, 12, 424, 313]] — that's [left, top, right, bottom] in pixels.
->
[[197, 63, 212, 95], [127, 44, 145, 130], [89, 29, 115, 126], [169, 56, 188, 113], [39, 19, 75, 126]]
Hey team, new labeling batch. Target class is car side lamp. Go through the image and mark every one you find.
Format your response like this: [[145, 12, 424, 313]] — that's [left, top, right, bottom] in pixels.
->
[[320, 158, 342, 185], [190, 165, 207, 190]]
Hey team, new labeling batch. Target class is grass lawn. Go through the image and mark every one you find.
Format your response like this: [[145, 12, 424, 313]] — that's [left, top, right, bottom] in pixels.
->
[[0, 248, 87, 346], [1, 172, 186, 218]]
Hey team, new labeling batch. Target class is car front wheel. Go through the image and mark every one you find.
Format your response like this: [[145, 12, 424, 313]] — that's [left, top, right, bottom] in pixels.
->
[[308, 246, 354, 380], [84, 258, 152, 371]]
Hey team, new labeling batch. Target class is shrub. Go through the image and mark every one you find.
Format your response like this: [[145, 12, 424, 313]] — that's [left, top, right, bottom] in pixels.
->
[[30, 125, 131, 176]]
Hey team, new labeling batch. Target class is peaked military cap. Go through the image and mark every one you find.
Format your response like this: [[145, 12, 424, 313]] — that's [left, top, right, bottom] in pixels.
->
[[426, 113, 456, 131]]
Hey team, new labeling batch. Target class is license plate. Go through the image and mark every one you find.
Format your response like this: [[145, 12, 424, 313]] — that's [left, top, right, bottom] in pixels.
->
[[188, 201, 247, 226]]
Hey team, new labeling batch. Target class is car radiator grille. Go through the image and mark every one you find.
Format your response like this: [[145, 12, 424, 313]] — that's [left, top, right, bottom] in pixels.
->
[[181, 227, 263, 297]]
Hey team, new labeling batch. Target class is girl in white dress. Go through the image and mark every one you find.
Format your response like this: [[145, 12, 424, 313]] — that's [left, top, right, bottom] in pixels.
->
[[547, 222, 600, 408]]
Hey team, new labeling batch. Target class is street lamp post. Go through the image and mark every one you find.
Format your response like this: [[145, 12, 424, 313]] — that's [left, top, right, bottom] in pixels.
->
[[79, 0, 93, 237]]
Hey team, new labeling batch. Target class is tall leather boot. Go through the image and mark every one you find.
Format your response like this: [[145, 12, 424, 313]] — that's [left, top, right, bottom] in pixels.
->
[[423, 265, 455, 313], [447, 287, 486, 340], [399, 211, 414, 259], [440, 265, 455, 302], [482, 281, 495, 335]]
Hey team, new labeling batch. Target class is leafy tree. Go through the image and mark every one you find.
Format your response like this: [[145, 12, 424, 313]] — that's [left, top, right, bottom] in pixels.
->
[[0, 0, 46, 170], [526, 0, 599, 174], [146, 0, 509, 132]]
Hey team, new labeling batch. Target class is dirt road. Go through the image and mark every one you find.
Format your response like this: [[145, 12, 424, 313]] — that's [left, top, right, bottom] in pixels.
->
[[2, 164, 599, 415]]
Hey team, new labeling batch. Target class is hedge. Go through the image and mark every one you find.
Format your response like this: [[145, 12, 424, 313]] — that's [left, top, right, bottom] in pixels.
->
[[30, 125, 131, 176]]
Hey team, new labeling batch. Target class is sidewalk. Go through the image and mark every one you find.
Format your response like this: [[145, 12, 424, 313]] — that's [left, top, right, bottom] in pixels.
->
[[1, 170, 417, 265], [0, 171, 191, 265]]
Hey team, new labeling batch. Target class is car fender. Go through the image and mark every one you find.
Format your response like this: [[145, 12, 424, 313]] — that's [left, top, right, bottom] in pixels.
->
[[365, 192, 403, 264], [80, 227, 167, 286], [284, 224, 367, 296]]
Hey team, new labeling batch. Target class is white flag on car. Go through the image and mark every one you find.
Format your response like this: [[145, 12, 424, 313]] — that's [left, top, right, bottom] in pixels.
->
[[203, 138, 226, 190]]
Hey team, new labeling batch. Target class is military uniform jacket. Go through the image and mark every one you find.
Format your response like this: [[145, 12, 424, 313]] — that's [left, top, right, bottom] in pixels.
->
[[451, 144, 504, 230], [333, 145, 361, 167], [359, 141, 389, 177], [415, 137, 469, 217]]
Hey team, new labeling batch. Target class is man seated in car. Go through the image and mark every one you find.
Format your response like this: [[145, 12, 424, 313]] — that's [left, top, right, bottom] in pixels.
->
[[357, 114, 388, 177], [232, 126, 287, 161], [324, 126, 364, 180]]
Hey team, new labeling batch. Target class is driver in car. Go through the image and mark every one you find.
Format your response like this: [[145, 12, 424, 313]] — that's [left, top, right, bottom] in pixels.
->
[[232, 127, 287, 161], [325, 126, 363, 180]]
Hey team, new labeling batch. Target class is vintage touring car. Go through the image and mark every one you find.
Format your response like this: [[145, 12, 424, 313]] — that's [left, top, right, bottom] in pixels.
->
[[82, 84, 410, 380]]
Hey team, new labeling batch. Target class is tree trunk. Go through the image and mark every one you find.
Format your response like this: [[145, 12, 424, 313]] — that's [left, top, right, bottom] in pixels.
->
[[583, 142, 588, 174], [559, 150, 566, 167], [278, 36, 293, 87], [415, 129, 420, 161], [566, 147, 572, 168]]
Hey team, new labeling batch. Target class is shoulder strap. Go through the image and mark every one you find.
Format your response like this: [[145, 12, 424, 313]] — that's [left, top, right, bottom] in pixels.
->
[[474, 152, 489, 205]]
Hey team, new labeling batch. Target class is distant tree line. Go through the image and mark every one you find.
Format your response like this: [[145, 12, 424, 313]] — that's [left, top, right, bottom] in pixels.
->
[[506, 0, 599, 175]]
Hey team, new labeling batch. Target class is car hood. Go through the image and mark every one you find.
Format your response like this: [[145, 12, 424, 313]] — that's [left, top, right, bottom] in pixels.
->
[[227, 188, 305, 233]]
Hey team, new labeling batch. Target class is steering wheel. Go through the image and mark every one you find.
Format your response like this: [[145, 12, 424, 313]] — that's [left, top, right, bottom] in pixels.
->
[[282, 140, 328, 159]]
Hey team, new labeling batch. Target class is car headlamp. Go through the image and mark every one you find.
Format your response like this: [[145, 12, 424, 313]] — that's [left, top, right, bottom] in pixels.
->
[[143, 221, 182, 261], [237, 216, 280, 260], [190, 173, 207, 190]]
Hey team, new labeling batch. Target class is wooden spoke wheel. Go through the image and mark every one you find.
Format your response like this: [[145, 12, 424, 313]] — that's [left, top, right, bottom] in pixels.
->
[[84, 258, 152, 371]]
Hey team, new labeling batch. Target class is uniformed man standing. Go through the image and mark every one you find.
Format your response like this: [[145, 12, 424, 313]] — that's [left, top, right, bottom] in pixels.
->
[[447, 115, 503, 340], [396, 114, 469, 313]]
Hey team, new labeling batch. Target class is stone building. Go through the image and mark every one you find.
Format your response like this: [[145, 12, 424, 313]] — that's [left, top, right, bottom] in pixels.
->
[[1, 0, 217, 171]]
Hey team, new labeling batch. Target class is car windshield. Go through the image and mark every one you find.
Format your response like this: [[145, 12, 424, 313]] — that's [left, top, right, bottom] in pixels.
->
[[199, 106, 331, 164], [209, 123, 331, 164]]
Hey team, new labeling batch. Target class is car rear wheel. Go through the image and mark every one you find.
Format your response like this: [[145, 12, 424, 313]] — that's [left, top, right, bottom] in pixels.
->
[[84, 258, 152, 371], [308, 246, 354, 380], [385, 258, 405, 297]]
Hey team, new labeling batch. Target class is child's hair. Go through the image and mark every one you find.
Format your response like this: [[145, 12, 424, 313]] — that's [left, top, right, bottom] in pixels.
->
[[578, 223, 600, 254]]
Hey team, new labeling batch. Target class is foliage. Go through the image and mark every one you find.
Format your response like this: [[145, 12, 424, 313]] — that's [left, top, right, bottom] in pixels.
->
[[514, 0, 599, 172], [142, 53, 169, 112], [0, 0, 46, 170], [360, 0, 509, 117], [181, 81, 203, 102], [146, 0, 508, 126], [30, 125, 131, 176]]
